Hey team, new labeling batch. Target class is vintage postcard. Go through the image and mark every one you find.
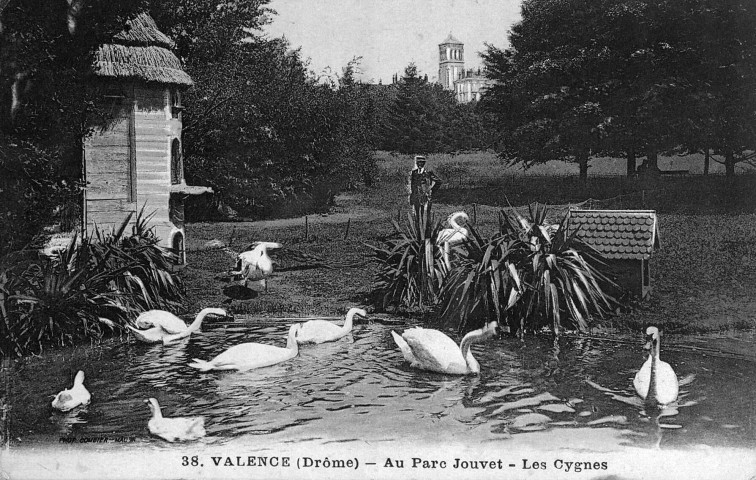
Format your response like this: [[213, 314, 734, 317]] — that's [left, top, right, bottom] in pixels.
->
[[2, 0, 755, 479]]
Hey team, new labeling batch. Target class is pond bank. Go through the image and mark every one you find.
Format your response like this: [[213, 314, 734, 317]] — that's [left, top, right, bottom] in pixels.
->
[[182, 188, 756, 334]]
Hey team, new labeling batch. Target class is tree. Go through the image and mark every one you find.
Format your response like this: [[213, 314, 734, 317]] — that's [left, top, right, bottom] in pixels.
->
[[0, 0, 146, 255], [483, 0, 756, 178], [381, 63, 457, 154]]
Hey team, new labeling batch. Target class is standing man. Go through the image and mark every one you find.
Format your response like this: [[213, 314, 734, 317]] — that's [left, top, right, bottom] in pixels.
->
[[408, 155, 443, 218]]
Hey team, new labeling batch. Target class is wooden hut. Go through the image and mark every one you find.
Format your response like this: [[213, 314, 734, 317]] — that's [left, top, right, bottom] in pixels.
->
[[83, 13, 210, 266], [567, 209, 660, 299]]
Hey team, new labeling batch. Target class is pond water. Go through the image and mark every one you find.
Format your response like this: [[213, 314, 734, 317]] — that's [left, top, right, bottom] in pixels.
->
[[3, 317, 756, 478]]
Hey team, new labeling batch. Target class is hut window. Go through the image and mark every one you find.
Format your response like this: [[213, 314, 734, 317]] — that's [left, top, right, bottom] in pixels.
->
[[170, 89, 183, 119], [171, 138, 183, 184]]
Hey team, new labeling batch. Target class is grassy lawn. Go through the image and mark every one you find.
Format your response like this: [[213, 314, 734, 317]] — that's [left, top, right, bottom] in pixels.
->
[[182, 152, 756, 333]]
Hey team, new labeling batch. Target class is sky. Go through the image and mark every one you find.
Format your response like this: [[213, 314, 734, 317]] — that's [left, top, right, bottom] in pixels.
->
[[263, 0, 522, 84]]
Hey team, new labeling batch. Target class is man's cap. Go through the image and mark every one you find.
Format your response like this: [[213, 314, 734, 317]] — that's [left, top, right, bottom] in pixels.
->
[[414, 156, 427, 162]]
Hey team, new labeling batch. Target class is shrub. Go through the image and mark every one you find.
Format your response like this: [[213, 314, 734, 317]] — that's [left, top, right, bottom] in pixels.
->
[[438, 204, 617, 335], [366, 212, 447, 310], [0, 211, 184, 357]]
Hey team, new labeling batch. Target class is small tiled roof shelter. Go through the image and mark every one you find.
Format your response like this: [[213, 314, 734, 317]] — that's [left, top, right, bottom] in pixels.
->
[[567, 209, 660, 299]]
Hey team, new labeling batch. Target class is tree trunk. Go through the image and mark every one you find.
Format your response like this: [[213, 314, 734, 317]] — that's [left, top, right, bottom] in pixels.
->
[[646, 149, 659, 173], [626, 151, 636, 177], [703, 148, 710, 176], [577, 149, 589, 184], [725, 149, 735, 176]]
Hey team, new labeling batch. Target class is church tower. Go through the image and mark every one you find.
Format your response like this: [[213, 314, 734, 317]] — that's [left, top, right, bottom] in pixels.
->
[[438, 33, 464, 90]]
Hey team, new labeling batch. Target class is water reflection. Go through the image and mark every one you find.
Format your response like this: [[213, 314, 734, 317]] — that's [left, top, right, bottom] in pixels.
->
[[4, 320, 756, 451]]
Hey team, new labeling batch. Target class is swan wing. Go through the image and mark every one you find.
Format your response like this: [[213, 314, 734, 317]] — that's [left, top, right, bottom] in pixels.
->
[[297, 320, 344, 343], [163, 330, 192, 345], [402, 328, 466, 373], [391, 331, 417, 364], [207, 343, 295, 370], [53, 388, 90, 411], [633, 356, 652, 398], [128, 325, 170, 343], [655, 361, 679, 405], [136, 311, 187, 333], [150, 417, 205, 442]]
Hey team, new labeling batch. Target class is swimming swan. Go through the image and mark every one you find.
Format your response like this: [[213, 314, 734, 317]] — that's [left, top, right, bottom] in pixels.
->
[[437, 211, 469, 270], [145, 398, 206, 442], [128, 308, 227, 345], [52, 370, 91, 411], [189, 323, 302, 372], [296, 308, 368, 344], [633, 326, 679, 406], [231, 242, 282, 292], [391, 321, 499, 375]]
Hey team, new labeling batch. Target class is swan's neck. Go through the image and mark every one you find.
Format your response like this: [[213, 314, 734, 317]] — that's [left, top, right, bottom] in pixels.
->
[[74, 371, 85, 387], [287, 329, 299, 352], [449, 213, 467, 231], [187, 309, 211, 332], [151, 404, 163, 419], [647, 336, 661, 404], [342, 311, 357, 333], [459, 328, 486, 373]]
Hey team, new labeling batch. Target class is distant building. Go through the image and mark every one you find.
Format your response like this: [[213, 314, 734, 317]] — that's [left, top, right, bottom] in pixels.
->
[[438, 34, 493, 103], [454, 69, 489, 103], [438, 33, 464, 91]]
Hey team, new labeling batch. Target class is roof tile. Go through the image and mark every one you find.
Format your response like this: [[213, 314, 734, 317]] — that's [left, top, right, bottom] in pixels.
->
[[566, 209, 659, 260]]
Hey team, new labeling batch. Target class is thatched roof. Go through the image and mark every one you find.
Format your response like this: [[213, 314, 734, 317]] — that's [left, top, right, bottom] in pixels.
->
[[93, 12, 192, 86], [112, 13, 175, 49]]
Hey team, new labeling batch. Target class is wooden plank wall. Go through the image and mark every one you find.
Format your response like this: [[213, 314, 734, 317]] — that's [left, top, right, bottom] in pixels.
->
[[85, 85, 185, 252], [133, 85, 185, 248], [84, 99, 137, 232]]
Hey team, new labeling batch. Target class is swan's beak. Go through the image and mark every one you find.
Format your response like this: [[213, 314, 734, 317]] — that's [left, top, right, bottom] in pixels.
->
[[643, 335, 653, 350]]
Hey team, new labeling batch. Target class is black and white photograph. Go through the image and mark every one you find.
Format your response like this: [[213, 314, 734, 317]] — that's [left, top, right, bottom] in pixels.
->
[[1, 0, 755, 478]]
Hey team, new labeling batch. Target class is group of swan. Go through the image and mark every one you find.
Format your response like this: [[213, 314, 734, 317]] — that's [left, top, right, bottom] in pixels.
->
[[53, 312, 679, 443], [189, 307, 368, 371]]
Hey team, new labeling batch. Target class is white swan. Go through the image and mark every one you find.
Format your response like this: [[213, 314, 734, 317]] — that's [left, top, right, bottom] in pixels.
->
[[437, 211, 469, 270], [634, 326, 679, 406], [189, 323, 302, 372], [391, 321, 498, 375], [296, 308, 368, 344], [52, 371, 91, 411], [231, 242, 282, 292], [145, 398, 206, 442], [128, 308, 228, 345]]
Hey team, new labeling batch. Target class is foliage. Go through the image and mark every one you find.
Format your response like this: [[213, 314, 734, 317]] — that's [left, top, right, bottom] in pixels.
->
[[436, 225, 523, 332], [375, 63, 498, 155], [0, 141, 82, 257], [0, 1, 148, 256], [500, 204, 617, 333], [438, 204, 617, 335], [0, 211, 184, 357], [366, 213, 447, 310], [481, 0, 756, 178], [151, 2, 379, 219]]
